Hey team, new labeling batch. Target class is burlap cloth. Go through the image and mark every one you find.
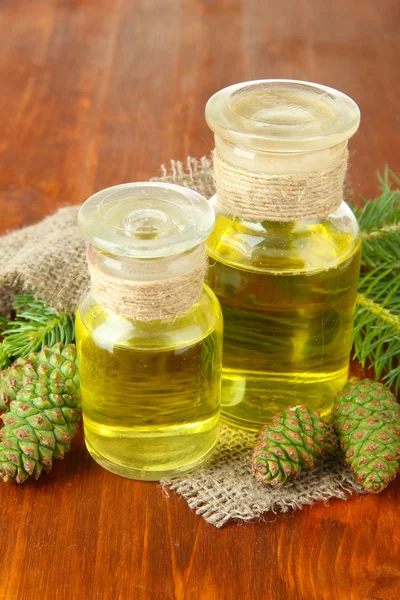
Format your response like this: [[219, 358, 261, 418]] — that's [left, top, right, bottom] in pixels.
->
[[0, 156, 361, 527]]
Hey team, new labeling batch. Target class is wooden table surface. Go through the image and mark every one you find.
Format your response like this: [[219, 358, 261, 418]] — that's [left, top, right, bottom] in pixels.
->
[[1, 1, 400, 599]]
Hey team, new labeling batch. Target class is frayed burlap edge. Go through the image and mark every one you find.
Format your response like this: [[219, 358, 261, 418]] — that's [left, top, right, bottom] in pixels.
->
[[161, 424, 362, 528], [151, 155, 215, 199]]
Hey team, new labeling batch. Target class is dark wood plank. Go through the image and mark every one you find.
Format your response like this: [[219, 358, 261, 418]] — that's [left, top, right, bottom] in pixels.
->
[[0, 1, 400, 599]]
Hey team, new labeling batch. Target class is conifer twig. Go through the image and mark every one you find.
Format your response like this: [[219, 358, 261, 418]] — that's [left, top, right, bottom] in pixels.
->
[[1, 295, 75, 364], [352, 168, 400, 393]]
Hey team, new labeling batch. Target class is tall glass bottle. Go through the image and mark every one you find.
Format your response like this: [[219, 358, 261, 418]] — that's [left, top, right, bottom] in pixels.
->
[[76, 182, 223, 479], [205, 80, 361, 430]]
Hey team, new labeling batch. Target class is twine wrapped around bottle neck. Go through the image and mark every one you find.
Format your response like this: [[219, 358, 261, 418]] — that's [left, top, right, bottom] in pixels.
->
[[87, 249, 207, 322], [213, 147, 349, 222]]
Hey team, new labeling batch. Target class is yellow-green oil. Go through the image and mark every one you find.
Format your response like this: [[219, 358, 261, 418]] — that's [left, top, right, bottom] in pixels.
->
[[75, 285, 222, 480], [206, 207, 361, 430]]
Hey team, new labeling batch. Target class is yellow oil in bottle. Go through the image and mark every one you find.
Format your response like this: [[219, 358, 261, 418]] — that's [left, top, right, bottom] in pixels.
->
[[207, 209, 361, 430], [75, 286, 222, 480]]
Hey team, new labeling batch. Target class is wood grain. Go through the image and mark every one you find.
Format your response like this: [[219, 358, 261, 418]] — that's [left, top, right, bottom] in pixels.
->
[[0, 1, 400, 599]]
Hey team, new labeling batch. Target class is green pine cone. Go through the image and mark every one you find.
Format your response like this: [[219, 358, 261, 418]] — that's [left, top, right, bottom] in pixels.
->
[[252, 405, 328, 486], [332, 380, 400, 494], [0, 343, 79, 414], [0, 379, 81, 483]]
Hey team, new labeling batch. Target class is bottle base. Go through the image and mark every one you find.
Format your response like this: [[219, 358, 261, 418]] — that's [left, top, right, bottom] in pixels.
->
[[220, 367, 349, 431], [84, 423, 219, 481]]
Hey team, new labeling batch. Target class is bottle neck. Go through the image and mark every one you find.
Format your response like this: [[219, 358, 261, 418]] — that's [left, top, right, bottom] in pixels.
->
[[215, 135, 348, 175], [89, 243, 206, 282], [213, 136, 349, 222], [87, 244, 207, 321]]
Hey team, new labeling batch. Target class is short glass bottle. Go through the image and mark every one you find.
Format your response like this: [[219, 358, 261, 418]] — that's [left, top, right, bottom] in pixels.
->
[[75, 182, 223, 479], [205, 80, 361, 430]]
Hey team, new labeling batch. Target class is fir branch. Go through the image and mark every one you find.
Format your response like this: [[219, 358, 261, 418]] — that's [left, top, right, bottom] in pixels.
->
[[353, 170, 400, 392], [1, 295, 75, 361], [352, 167, 400, 231], [361, 229, 400, 268], [351, 167, 400, 268], [354, 292, 400, 391]]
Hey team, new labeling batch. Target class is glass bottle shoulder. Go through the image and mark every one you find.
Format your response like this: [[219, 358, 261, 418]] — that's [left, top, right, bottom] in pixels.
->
[[206, 201, 361, 274], [76, 284, 222, 352]]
